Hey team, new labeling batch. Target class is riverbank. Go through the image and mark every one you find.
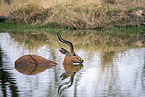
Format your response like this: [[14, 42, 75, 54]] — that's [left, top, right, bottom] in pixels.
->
[[0, 0, 145, 29], [0, 22, 144, 47]]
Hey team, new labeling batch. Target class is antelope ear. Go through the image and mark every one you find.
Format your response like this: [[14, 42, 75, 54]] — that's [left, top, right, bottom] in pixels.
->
[[59, 48, 68, 54]]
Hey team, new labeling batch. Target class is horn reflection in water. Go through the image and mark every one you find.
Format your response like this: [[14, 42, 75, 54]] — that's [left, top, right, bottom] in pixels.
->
[[58, 63, 83, 96]]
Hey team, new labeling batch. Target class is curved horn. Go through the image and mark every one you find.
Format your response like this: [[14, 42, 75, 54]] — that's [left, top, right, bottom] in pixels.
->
[[57, 32, 74, 52]]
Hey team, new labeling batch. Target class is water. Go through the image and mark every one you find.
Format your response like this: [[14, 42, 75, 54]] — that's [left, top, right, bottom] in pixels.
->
[[0, 33, 145, 97]]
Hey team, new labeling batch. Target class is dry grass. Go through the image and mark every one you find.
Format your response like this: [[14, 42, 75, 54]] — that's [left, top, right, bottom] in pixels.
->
[[0, 0, 10, 16], [0, 0, 145, 29]]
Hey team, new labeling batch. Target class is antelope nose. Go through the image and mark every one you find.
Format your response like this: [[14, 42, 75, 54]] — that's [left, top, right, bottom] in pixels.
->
[[81, 60, 84, 63]]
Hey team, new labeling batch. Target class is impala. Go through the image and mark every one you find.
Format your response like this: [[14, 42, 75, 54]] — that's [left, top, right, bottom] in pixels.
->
[[57, 32, 84, 95], [57, 32, 84, 65]]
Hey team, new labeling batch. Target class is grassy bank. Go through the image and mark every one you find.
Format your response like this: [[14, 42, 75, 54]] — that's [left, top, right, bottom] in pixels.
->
[[0, 0, 145, 29], [0, 22, 68, 33], [0, 22, 144, 48]]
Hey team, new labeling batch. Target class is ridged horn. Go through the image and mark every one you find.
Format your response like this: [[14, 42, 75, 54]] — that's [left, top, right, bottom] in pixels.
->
[[57, 32, 74, 52]]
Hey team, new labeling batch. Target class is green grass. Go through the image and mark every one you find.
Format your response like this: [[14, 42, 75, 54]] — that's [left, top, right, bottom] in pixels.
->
[[107, 26, 145, 34], [0, 22, 144, 48], [1, 22, 144, 34], [0, 22, 70, 34], [1, 22, 144, 48]]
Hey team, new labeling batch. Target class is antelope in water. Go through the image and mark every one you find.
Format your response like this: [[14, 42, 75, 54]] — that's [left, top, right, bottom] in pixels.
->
[[57, 32, 84, 95]]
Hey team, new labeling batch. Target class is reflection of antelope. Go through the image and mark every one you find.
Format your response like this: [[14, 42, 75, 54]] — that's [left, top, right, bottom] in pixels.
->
[[58, 63, 83, 95], [57, 32, 84, 95]]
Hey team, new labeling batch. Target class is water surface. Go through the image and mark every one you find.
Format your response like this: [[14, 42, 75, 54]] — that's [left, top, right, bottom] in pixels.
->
[[0, 33, 145, 97]]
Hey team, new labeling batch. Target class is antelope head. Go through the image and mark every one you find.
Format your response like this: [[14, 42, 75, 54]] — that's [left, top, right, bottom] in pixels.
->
[[57, 32, 84, 65]]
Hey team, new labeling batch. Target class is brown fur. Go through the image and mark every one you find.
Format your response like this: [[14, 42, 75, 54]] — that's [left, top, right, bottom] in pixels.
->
[[15, 54, 57, 75]]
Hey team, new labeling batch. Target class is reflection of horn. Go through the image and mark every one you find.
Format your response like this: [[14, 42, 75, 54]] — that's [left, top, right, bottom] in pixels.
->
[[58, 76, 74, 96], [58, 64, 83, 96], [57, 32, 74, 52]]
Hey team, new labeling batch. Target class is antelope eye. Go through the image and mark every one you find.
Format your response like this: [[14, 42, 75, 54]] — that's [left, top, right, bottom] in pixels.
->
[[73, 54, 76, 56]]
